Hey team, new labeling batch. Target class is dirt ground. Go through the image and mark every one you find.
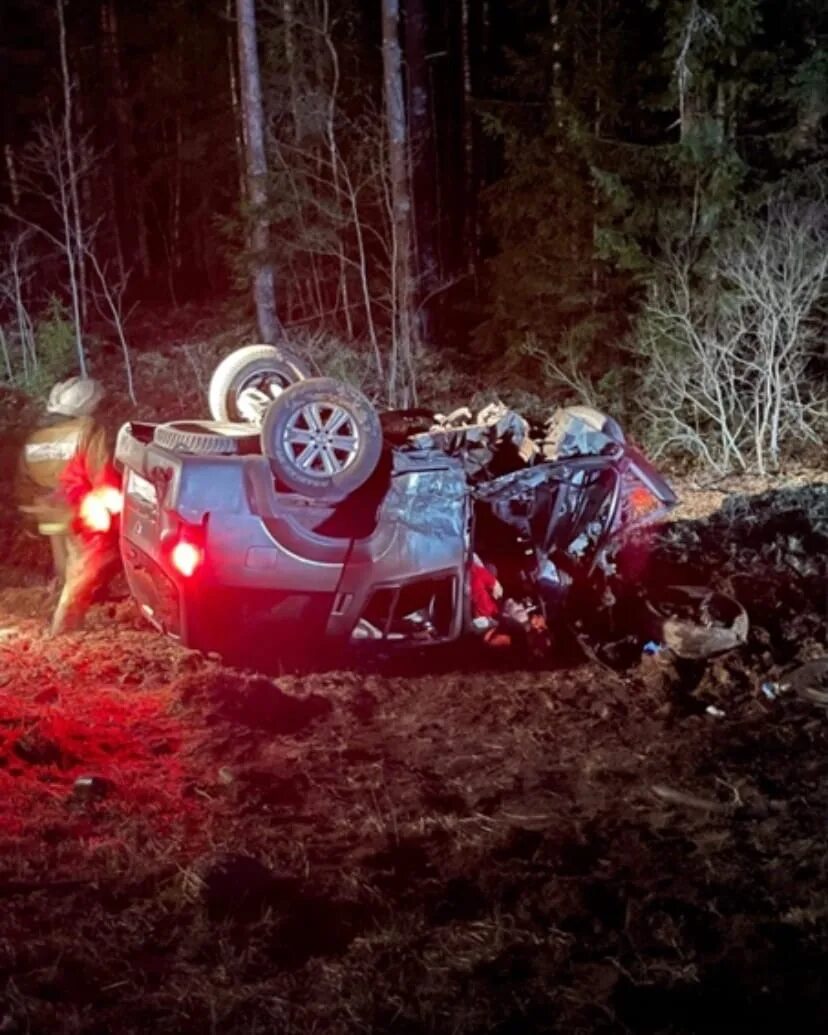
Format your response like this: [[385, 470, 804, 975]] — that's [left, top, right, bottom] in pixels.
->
[[0, 475, 826, 1034]]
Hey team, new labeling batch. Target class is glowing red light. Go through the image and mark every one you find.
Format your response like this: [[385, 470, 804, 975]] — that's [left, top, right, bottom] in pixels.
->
[[171, 541, 202, 577], [628, 485, 658, 518], [98, 486, 123, 515], [78, 485, 123, 533], [79, 492, 112, 533]]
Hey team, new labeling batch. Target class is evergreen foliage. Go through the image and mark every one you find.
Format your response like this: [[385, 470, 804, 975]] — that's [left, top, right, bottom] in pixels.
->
[[473, 0, 825, 434]]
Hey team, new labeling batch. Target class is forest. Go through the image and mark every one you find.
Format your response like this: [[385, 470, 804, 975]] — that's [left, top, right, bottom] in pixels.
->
[[0, 0, 826, 466], [0, 5, 827, 1034]]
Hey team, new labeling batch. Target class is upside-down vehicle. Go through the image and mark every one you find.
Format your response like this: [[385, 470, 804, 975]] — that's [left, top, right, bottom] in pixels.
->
[[114, 345, 679, 665]]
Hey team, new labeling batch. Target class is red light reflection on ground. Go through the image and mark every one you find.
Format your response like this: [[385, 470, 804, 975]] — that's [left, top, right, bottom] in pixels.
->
[[0, 624, 206, 843]]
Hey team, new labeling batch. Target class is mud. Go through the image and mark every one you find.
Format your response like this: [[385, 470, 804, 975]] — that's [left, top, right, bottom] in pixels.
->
[[0, 483, 826, 1034]]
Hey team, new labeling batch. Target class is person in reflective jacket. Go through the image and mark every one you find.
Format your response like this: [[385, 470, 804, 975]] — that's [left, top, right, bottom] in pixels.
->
[[17, 377, 120, 635]]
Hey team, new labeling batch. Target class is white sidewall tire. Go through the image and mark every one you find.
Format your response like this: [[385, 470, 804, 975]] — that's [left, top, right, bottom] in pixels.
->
[[208, 344, 312, 423]]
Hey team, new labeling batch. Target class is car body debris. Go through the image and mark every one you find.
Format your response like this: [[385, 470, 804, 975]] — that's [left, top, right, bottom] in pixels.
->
[[113, 345, 751, 667]]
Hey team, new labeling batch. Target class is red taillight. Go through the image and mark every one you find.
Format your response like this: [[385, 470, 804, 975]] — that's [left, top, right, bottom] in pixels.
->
[[171, 541, 202, 577], [628, 484, 659, 518]]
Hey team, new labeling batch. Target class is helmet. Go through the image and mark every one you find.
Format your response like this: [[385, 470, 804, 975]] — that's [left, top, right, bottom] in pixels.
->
[[47, 377, 104, 417]]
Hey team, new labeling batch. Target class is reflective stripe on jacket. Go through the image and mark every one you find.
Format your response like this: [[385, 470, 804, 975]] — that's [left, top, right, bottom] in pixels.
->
[[17, 416, 110, 528]]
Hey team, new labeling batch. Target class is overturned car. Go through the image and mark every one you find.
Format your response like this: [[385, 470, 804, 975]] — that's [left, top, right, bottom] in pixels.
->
[[115, 345, 680, 664]]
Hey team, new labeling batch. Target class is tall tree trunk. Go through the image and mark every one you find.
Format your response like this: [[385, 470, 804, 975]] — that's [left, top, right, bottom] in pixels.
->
[[226, 0, 248, 208], [674, 2, 719, 144], [381, 0, 417, 405], [170, 29, 184, 288], [4, 145, 20, 207], [282, 0, 302, 142], [236, 0, 278, 343], [548, 3, 563, 150], [100, 0, 129, 282], [320, 0, 350, 336], [405, 0, 437, 300], [56, 0, 87, 372], [460, 0, 476, 274], [591, 0, 603, 311]]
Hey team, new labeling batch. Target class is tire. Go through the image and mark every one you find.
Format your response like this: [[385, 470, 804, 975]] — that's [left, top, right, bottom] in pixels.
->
[[208, 344, 313, 424], [260, 377, 383, 502], [154, 421, 260, 456]]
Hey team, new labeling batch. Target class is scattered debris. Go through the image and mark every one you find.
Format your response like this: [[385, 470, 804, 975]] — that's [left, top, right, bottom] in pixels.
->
[[71, 775, 115, 801], [644, 585, 749, 659], [650, 783, 732, 813], [786, 657, 828, 707]]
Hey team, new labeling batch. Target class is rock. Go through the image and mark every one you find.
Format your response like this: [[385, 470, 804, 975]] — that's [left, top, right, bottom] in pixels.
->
[[71, 775, 115, 801]]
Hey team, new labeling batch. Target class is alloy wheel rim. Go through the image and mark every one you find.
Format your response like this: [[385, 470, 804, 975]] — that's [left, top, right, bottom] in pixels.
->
[[236, 372, 291, 422], [282, 402, 360, 476]]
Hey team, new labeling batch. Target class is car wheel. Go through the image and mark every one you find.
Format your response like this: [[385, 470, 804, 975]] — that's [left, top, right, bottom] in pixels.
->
[[153, 421, 260, 456], [260, 377, 383, 502], [208, 344, 314, 424]]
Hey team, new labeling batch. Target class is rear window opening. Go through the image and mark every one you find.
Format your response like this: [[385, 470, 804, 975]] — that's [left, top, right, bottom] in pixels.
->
[[352, 576, 457, 643]]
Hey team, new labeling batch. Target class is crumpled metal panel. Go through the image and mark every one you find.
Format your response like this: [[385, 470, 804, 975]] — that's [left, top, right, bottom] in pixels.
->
[[380, 456, 468, 541], [645, 586, 749, 659], [410, 404, 536, 479], [541, 407, 625, 461], [474, 460, 582, 505]]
